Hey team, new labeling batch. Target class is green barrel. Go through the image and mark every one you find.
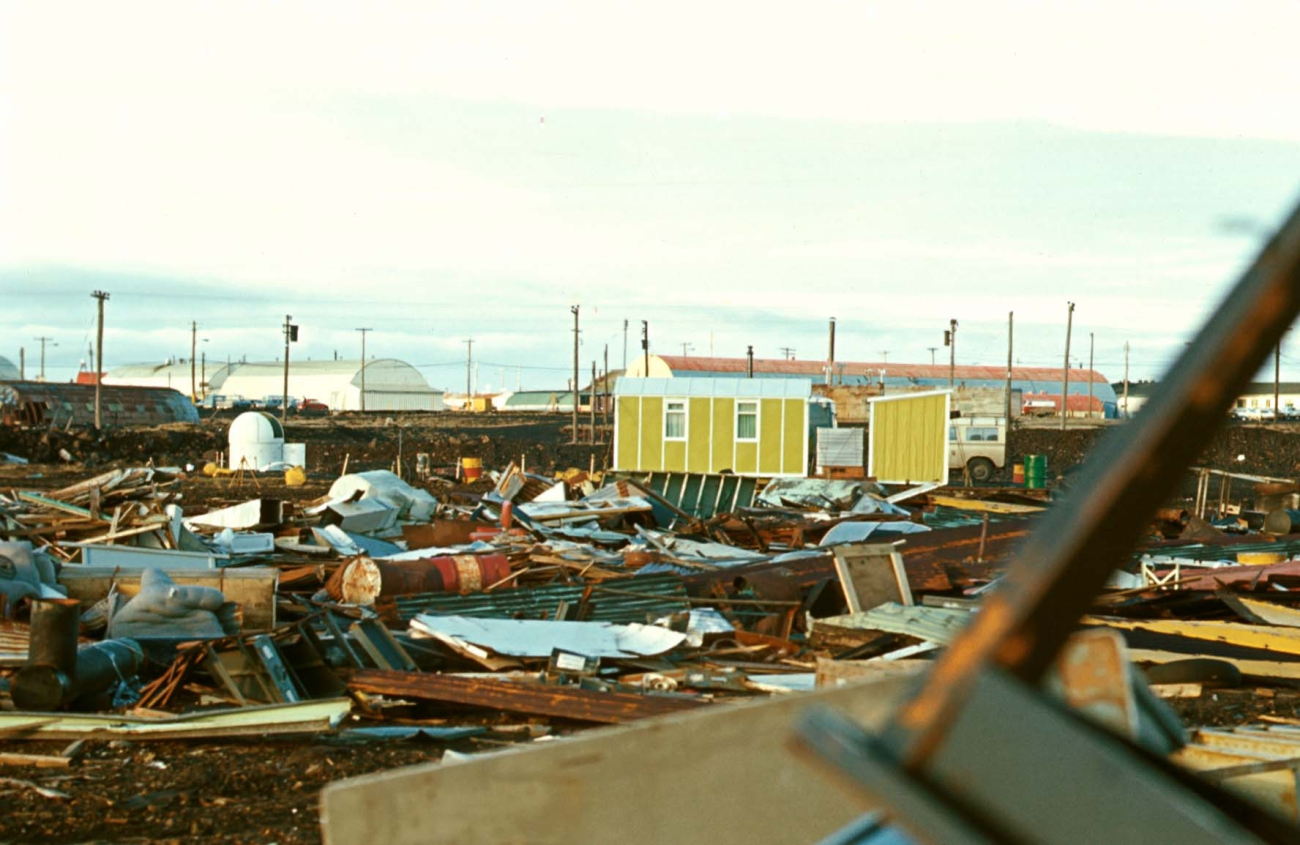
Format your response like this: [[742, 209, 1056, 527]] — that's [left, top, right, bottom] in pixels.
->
[[1025, 454, 1048, 489]]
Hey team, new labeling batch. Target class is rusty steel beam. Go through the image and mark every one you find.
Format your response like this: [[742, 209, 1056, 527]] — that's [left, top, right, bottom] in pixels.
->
[[347, 670, 709, 724], [886, 201, 1300, 767]]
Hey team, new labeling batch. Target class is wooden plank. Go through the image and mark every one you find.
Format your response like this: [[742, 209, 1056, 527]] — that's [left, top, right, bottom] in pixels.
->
[[321, 673, 914, 845], [347, 671, 709, 724], [1129, 648, 1300, 681], [927, 494, 1046, 514], [1221, 594, 1300, 629], [0, 699, 349, 741], [1090, 617, 1300, 656], [0, 752, 72, 768], [814, 657, 928, 688]]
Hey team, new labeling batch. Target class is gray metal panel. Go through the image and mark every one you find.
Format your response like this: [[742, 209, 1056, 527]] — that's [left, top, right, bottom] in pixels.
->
[[818, 428, 865, 468]]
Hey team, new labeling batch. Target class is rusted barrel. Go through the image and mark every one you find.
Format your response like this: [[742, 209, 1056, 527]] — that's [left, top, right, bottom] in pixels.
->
[[26, 597, 81, 675], [462, 457, 483, 480], [327, 554, 511, 605], [1264, 509, 1300, 535]]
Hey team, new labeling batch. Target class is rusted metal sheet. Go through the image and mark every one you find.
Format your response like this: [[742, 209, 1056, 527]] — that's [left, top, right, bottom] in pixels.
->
[[401, 520, 482, 549], [682, 520, 1030, 596], [347, 670, 709, 724]]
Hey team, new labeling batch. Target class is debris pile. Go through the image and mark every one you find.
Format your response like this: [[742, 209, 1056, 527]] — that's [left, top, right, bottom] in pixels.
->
[[7, 453, 1300, 837]]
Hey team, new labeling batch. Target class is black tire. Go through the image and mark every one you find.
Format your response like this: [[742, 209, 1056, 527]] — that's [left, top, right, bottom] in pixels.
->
[[967, 457, 995, 484]]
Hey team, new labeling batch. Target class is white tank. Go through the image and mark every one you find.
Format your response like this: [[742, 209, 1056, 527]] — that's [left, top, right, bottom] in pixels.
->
[[228, 412, 284, 470]]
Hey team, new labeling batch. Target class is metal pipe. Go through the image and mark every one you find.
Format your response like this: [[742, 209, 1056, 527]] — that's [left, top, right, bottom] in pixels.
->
[[12, 638, 143, 711]]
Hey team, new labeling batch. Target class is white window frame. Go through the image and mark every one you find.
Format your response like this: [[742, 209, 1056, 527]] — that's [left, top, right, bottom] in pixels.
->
[[736, 400, 759, 442], [664, 399, 688, 441]]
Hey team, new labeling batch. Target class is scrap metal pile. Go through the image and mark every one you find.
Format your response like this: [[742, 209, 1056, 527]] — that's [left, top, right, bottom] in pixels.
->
[[6, 456, 1300, 818]]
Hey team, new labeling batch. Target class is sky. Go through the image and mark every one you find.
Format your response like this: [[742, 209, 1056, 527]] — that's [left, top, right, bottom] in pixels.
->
[[2, 2, 1300, 392]]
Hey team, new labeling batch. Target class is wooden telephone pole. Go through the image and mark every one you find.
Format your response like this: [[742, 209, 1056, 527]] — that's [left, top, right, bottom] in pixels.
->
[[91, 291, 110, 429]]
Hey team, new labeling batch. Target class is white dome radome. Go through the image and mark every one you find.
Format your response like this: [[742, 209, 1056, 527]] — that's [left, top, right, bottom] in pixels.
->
[[229, 412, 284, 444]]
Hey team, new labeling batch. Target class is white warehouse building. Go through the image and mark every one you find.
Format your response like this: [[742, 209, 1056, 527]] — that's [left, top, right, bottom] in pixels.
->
[[107, 358, 444, 412]]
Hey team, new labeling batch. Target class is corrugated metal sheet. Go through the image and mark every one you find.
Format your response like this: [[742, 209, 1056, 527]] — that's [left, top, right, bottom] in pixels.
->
[[393, 572, 690, 622], [816, 428, 864, 469]]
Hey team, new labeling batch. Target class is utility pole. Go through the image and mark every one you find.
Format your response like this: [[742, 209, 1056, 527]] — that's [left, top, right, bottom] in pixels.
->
[[590, 360, 597, 444], [641, 320, 649, 378], [356, 328, 372, 412], [1123, 341, 1130, 419], [282, 315, 296, 424], [1276, 339, 1282, 419], [1088, 332, 1095, 420], [879, 350, 889, 363], [463, 338, 473, 409], [1006, 312, 1014, 422], [34, 336, 54, 380], [18, 347, 24, 380], [201, 351, 206, 398], [680, 342, 692, 356], [927, 346, 938, 366], [622, 319, 628, 371], [572, 306, 580, 444], [603, 343, 610, 432], [1060, 302, 1075, 431], [91, 291, 109, 430], [190, 321, 197, 401], [779, 346, 796, 361], [946, 319, 957, 388], [828, 317, 836, 385]]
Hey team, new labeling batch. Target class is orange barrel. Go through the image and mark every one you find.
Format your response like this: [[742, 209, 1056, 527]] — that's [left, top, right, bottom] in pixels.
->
[[327, 554, 511, 604], [1012, 463, 1025, 485], [462, 457, 483, 480]]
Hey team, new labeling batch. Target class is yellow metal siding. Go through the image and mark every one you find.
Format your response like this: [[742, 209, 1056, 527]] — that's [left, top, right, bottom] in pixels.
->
[[782, 399, 804, 474], [711, 397, 735, 472], [640, 397, 664, 471], [758, 399, 783, 474], [871, 394, 948, 483], [688, 398, 711, 472], [617, 396, 640, 469], [734, 442, 757, 474], [664, 441, 686, 472]]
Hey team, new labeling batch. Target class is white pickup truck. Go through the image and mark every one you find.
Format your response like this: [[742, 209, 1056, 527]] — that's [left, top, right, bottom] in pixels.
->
[[949, 417, 1007, 483]]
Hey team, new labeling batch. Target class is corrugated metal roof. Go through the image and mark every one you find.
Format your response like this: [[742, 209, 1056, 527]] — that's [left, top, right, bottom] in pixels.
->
[[615, 377, 812, 398], [654, 355, 1109, 385]]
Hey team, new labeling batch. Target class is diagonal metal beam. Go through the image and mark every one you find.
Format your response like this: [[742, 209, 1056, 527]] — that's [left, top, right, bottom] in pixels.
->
[[885, 198, 1300, 765]]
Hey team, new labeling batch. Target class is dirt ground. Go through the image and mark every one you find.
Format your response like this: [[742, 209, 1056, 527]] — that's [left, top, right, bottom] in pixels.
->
[[0, 738, 450, 845]]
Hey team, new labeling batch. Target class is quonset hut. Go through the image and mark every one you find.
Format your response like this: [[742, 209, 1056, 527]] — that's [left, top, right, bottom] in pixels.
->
[[0, 381, 199, 427]]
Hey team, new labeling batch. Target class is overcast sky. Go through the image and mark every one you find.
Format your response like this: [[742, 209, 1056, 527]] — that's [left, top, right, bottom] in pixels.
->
[[3, 2, 1299, 391]]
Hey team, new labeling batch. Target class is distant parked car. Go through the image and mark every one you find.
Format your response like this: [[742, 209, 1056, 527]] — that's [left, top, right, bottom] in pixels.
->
[[229, 397, 255, 411], [296, 399, 330, 417]]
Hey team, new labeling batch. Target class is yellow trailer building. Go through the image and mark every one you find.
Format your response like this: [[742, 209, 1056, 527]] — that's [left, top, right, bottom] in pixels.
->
[[614, 378, 811, 477], [867, 389, 952, 484]]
